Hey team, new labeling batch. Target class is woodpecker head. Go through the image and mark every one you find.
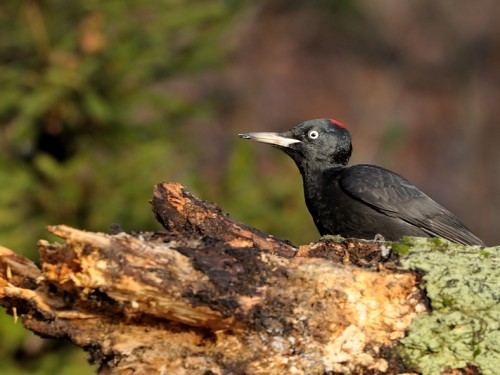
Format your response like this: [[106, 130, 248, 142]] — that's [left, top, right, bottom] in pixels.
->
[[239, 118, 352, 174]]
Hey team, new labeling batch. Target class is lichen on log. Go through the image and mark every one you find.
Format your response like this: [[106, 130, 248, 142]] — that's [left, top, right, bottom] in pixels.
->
[[396, 237, 500, 375]]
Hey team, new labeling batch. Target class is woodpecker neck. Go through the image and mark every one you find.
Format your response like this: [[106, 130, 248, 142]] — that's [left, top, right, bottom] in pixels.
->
[[301, 164, 345, 206]]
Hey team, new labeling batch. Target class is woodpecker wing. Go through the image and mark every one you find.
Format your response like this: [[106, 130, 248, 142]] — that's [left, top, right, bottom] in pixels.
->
[[338, 164, 484, 246]]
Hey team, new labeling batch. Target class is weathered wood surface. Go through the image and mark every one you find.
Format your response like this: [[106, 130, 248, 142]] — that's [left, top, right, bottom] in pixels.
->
[[0, 182, 429, 374]]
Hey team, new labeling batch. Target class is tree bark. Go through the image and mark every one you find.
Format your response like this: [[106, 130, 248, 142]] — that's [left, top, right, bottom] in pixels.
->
[[1, 182, 487, 374]]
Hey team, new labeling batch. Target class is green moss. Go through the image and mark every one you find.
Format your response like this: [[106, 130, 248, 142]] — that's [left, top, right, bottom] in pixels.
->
[[319, 234, 345, 242], [441, 297, 452, 307], [430, 237, 447, 247], [395, 239, 500, 375], [390, 242, 410, 255], [480, 250, 491, 257]]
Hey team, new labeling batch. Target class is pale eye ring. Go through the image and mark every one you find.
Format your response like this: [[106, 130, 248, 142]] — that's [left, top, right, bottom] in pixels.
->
[[308, 130, 319, 139]]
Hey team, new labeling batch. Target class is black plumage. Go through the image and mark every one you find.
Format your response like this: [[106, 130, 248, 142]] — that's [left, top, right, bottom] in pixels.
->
[[239, 118, 484, 246]]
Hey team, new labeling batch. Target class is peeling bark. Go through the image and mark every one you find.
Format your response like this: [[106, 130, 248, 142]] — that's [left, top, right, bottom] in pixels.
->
[[0, 182, 432, 374]]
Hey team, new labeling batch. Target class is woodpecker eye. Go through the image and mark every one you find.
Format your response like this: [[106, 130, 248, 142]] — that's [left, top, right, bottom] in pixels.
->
[[308, 130, 319, 139]]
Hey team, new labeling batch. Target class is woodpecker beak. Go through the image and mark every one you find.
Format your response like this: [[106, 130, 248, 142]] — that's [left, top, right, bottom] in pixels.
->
[[239, 132, 301, 148]]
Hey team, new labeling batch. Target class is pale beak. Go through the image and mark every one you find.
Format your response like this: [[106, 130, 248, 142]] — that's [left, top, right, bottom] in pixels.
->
[[238, 132, 301, 148]]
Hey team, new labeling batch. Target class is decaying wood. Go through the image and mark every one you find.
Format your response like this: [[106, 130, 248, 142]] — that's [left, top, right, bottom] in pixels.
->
[[0, 182, 428, 374], [151, 182, 298, 258]]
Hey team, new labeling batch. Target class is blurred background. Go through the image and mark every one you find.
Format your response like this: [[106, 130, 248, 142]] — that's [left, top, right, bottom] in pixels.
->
[[1, 0, 499, 373]]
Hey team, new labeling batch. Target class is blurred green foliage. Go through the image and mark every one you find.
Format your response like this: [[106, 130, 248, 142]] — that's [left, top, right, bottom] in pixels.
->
[[0, 0, 249, 373], [222, 142, 317, 245], [0, 0, 242, 254]]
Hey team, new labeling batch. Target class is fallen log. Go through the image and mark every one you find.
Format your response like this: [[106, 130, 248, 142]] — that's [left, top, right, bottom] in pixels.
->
[[0, 182, 496, 374]]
